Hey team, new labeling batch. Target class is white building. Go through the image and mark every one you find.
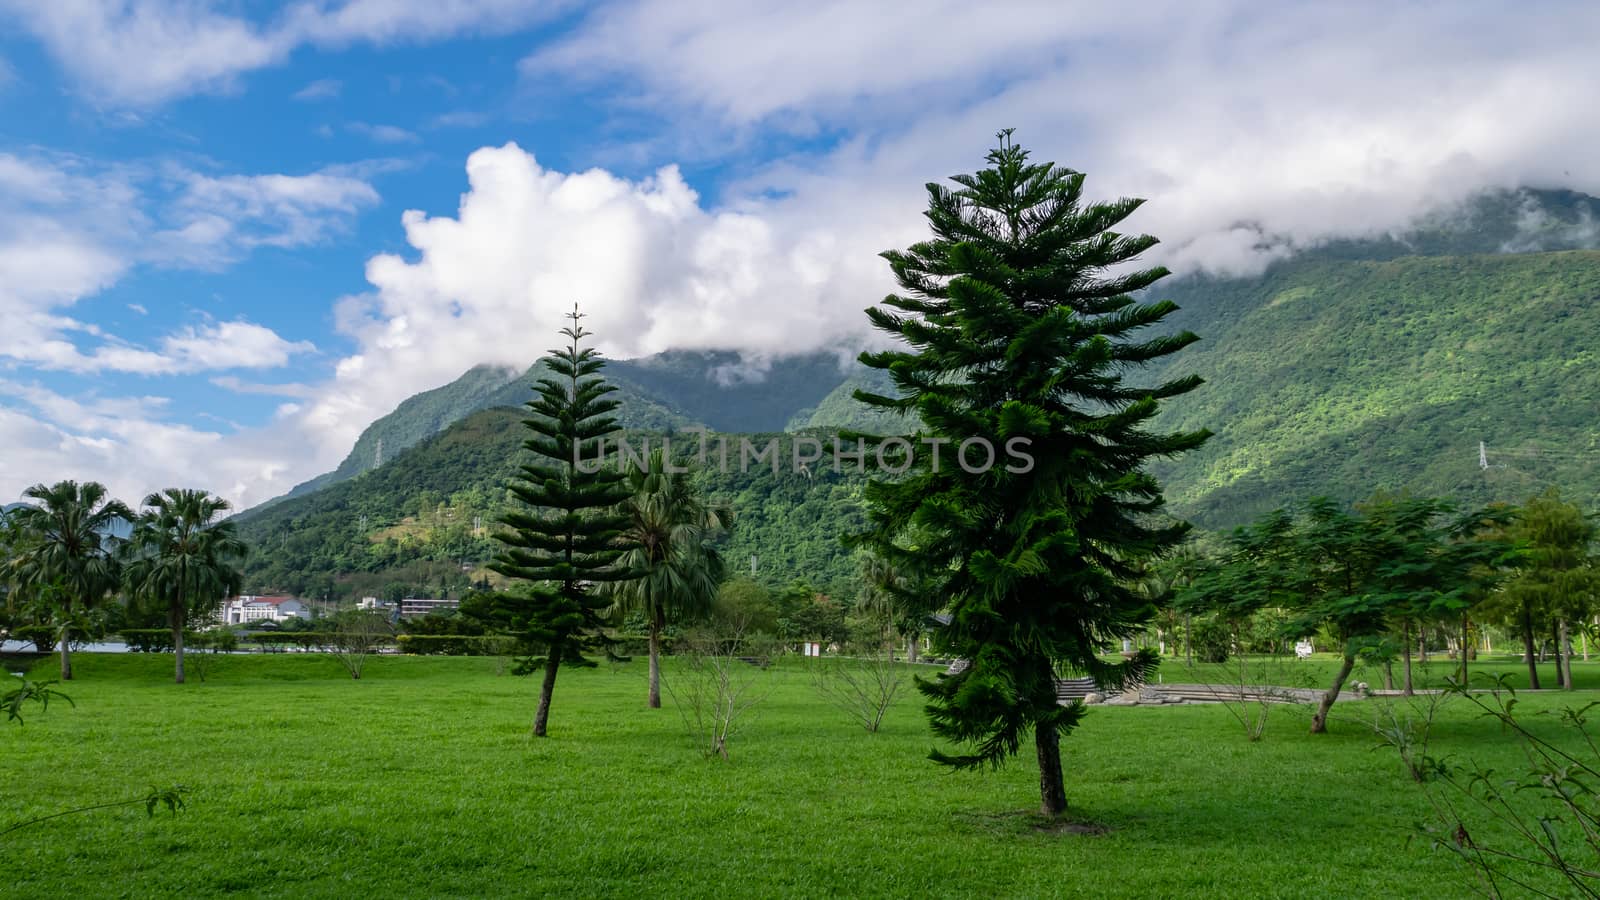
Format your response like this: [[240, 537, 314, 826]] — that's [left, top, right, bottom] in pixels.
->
[[356, 597, 396, 612], [399, 597, 459, 618], [219, 595, 309, 626]]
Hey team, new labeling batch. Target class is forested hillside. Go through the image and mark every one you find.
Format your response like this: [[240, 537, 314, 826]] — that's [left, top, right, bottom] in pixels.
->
[[237, 411, 872, 600], [237, 187, 1600, 599], [1149, 249, 1600, 526], [247, 350, 866, 515]]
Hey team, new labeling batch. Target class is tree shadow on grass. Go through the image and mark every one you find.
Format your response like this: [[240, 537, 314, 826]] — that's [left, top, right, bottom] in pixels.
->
[[953, 808, 1115, 837]]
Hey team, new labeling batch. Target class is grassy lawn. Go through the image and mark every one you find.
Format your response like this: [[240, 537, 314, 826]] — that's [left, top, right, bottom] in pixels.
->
[[3, 652, 1596, 898]]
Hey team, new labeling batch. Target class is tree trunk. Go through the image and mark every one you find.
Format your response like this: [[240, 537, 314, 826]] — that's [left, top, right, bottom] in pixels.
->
[[1418, 628, 1428, 664], [1558, 619, 1573, 690], [1459, 616, 1471, 685], [1035, 722, 1067, 817], [1548, 625, 1563, 689], [172, 592, 186, 685], [647, 619, 662, 709], [1401, 620, 1414, 696], [1521, 605, 1541, 690], [58, 627, 73, 681], [533, 644, 561, 737], [1185, 613, 1193, 666], [173, 621, 186, 685], [1309, 650, 1356, 734], [907, 633, 920, 664]]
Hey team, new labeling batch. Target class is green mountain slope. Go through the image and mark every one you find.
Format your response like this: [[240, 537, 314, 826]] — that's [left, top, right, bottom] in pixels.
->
[[247, 351, 858, 517], [1149, 249, 1600, 526], [785, 366, 923, 433], [607, 350, 851, 433], [237, 411, 870, 599]]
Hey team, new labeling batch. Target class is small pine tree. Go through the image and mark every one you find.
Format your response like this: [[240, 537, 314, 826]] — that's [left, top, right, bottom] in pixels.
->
[[853, 131, 1209, 816], [481, 305, 633, 737]]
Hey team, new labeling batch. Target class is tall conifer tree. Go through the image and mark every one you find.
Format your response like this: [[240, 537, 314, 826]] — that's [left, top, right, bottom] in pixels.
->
[[853, 131, 1209, 816], [482, 306, 632, 737]]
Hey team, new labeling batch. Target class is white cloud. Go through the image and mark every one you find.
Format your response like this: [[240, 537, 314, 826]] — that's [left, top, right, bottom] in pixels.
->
[[293, 77, 341, 101], [297, 142, 892, 459], [346, 122, 422, 144], [0, 382, 305, 509], [428, 110, 490, 129], [0, 152, 370, 373], [527, 0, 1147, 125], [0, 0, 560, 105], [536, 0, 1600, 276], [210, 376, 316, 398], [0, 0, 284, 105], [155, 168, 381, 265], [9, 319, 314, 376]]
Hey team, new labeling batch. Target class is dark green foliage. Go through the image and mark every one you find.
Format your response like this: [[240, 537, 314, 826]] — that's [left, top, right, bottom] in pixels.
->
[[6, 480, 132, 680], [123, 489, 247, 684], [710, 578, 779, 634], [1180, 495, 1512, 731], [3, 677, 71, 725], [602, 448, 729, 708], [1189, 616, 1232, 664], [472, 308, 634, 736], [700, 430, 869, 597], [772, 580, 848, 645], [1476, 489, 1599, 690], [852, 132, 1208, 815]]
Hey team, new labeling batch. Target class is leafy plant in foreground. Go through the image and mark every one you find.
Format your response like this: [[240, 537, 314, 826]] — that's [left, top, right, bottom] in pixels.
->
[[3, 676, 72, 725], [1402, 675, 1599, 899], [1, 786, 188, 837]]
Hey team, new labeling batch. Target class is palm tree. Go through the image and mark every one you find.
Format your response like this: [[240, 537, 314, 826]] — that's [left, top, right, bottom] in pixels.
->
[[124, 489, 247, 684], [858, 551, 920, 662], [603, 449, 729, 709], [7, 481, 132, 680]]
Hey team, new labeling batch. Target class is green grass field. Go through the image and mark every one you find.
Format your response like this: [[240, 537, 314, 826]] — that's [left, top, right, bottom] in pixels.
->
[[3, 652, 1595, 898]]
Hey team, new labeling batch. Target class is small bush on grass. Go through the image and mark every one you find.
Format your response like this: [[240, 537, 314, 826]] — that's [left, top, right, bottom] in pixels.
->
[[663, 628, 773, 759], [809, 653, 905, 733]]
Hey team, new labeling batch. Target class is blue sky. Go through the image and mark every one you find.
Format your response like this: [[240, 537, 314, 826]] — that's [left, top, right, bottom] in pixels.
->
[[2, 1, 1598, 510]]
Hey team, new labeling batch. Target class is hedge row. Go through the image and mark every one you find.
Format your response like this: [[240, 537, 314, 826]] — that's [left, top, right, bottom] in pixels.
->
[[117, 630, 240, 653], [394, 634, 518, 656]]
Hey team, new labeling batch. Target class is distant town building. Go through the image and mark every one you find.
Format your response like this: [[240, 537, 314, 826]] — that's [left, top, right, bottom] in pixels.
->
[[356, 597, 396, 612], [399, 597, 460, 618], [219, 595, 309, 625]]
